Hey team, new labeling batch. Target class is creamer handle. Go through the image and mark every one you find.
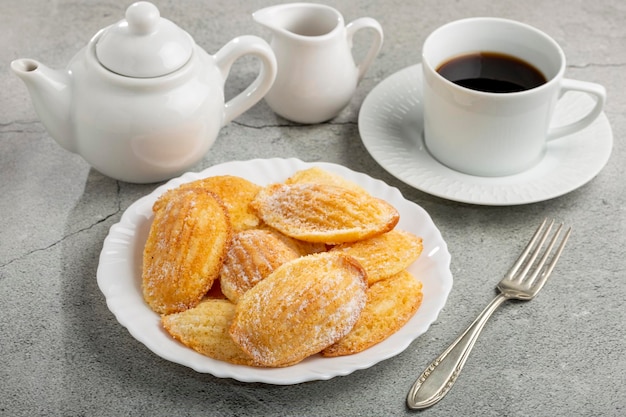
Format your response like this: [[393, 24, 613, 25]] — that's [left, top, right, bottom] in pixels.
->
[[346, 17, 384, 83]]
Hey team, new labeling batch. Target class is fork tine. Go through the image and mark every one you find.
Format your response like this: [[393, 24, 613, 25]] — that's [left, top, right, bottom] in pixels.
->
[[516, 219, 555, 282], [506, 218, 551, 280], [524, 223, 564, 286], [532, 225, 572, 286], [520, 223, 571, 299]]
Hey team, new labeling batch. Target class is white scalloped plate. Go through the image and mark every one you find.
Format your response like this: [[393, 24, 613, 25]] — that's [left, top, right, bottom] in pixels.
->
[[359, 64, 613, 205], [96, 158, 452, 384]]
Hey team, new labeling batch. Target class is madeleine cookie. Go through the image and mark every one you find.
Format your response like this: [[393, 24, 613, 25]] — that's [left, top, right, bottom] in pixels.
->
[[322, 270, 423, 357], [330, 229, 423, 285], [175, 175, 261, 231], [162, 299, 259, 366], [285, 167, 367, 194], [250, 183, 399, 244], [229, 252, 367, 367], [220, 229, 300, 303], [260, 226, 328, 256], [142, 188, 231, 314]]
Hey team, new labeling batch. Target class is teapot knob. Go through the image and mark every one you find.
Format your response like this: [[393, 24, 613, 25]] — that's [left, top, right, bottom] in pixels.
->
[[126, 1, 160, 35], [95, 1, 193, 77]]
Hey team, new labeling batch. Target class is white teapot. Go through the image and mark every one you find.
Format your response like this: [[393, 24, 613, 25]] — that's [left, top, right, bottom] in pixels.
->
[[11, 1, 277, 183]]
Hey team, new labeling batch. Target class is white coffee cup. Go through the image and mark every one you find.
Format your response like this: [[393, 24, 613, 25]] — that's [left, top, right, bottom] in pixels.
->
[[422, 17, 606, 177]]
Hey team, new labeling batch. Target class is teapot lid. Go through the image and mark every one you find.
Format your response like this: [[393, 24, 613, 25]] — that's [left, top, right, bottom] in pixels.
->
[[95, 1, 193, 78]]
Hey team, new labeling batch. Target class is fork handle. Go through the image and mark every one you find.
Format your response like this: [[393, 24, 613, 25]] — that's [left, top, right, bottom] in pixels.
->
[[407, 293, 508, 409]]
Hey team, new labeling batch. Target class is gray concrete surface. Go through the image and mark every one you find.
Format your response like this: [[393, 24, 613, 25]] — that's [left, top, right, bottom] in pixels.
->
[[1, 0, 624, 416]]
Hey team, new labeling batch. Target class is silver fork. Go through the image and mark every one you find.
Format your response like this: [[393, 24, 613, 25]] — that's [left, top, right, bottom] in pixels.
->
[[407, 219, 571, 410]]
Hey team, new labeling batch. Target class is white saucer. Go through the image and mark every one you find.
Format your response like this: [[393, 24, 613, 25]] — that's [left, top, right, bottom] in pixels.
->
[[358, 64, 613, 205]]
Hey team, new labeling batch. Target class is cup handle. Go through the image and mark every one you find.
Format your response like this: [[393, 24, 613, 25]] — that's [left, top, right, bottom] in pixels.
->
[[214, 35, 277, 125], [547, 78, 606, 141], [346, 17, 384, 83]]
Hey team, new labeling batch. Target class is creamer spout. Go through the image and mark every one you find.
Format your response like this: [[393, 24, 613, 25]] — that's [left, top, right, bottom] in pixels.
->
[[252, 4, 318, 37], [251, 5, 281, 32]]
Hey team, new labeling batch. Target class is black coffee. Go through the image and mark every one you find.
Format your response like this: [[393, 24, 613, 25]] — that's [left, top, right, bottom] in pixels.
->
[[436, 52, 547, 93]]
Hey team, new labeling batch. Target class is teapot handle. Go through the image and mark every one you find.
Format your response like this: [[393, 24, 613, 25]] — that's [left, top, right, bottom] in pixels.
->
[[214, 35, 277, 125], [346, 17, 384, 83]]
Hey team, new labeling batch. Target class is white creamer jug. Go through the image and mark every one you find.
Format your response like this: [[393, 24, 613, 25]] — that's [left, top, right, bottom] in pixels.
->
[[253, 3, 383, 124]]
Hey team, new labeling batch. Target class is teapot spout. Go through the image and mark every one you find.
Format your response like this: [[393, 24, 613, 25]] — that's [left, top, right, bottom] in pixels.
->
[[11, 59, 75, 153]]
